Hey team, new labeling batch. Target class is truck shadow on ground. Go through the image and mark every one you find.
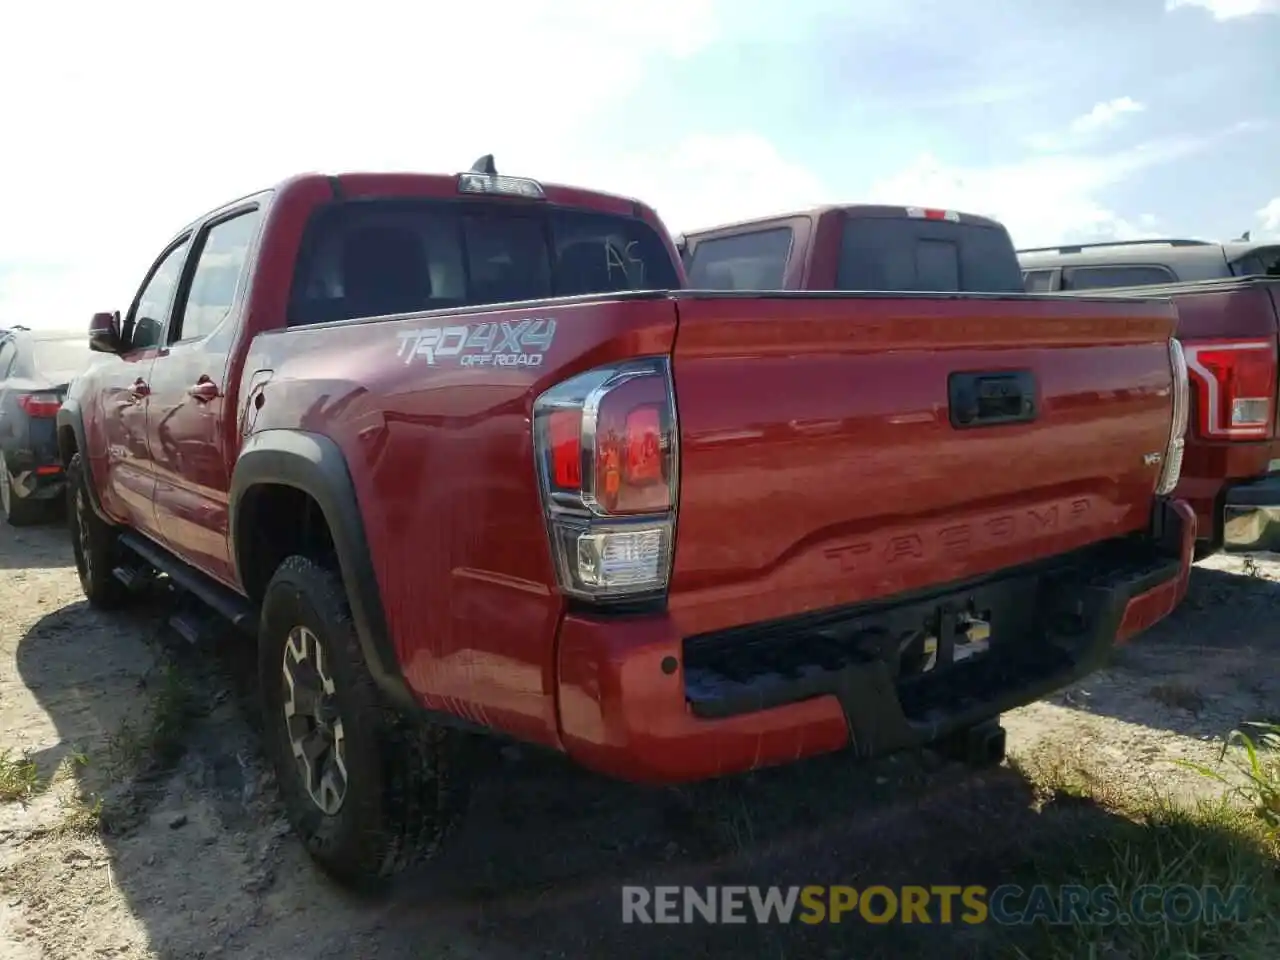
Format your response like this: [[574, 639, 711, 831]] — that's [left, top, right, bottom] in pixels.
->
[[1038, 561, 1280, 740], [6, 525, 1270, 960]]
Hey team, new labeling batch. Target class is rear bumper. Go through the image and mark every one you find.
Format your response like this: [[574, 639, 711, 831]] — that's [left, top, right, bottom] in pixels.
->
[[1222, 473, 1280, 553], [555, 499, 1195, 784], [2, 444, 66, 500]]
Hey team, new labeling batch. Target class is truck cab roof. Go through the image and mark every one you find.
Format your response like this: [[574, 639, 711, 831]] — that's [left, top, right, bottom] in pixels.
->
[[177, 167, 662, 240], [681, 203, 1008, 240]]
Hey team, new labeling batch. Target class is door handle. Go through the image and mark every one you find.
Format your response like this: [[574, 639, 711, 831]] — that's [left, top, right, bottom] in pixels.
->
[[948, 370, 1037, 428], [131, 379, 151, 399], [188, 379, 220, 402]]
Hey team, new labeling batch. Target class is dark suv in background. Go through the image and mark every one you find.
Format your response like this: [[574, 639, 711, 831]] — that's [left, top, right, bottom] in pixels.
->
[[0, 326, 93, 525], [1017, 237, 1280, 292]]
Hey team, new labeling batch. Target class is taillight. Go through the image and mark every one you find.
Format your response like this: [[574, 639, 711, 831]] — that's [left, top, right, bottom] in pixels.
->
[[18, 394, 61, 418], [1157, 339, 1189, 495], [1183, 338, 1276, 440], [533, 357, 678, 603]]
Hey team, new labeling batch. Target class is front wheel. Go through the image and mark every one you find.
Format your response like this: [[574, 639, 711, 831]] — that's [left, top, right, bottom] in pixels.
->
[[258, 555, 470, 889], [65, 453, 130, 608]]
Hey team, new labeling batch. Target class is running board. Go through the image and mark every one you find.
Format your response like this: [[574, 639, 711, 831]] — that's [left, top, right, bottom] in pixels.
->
[[117, 531, 258, 635], [111, 564, 153, 592]]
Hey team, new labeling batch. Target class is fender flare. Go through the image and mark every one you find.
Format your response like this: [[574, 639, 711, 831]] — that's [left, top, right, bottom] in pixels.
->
[[228, 429, 417, 713], [55, 400, 112, 522]]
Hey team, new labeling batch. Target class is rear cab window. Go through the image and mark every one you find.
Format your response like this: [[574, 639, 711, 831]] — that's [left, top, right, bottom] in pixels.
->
[[1230, 247, 1280, 278], [685, 228, 793, 290], [836, 213, 1024, 293], [1060, 264, 1178, 290], [289, 200, 680, 325]]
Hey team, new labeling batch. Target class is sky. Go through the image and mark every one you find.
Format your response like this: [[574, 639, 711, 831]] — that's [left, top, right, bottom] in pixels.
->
[[1, 0, 1278, 330]]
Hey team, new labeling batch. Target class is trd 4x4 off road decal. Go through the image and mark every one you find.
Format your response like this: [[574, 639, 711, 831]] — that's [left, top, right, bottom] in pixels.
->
[[396, 318, 557, 367]]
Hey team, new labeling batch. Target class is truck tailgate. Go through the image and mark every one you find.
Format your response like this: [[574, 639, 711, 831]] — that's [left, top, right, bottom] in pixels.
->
[[667, 292, 1177, 635]]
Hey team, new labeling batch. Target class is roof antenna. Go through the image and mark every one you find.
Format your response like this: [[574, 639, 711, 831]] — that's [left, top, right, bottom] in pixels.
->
[[470, 154, 497, 175], [1238, 230, 1251, 242]]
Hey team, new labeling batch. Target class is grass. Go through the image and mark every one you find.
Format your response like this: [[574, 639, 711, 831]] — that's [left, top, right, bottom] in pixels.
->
[[29, 662, 202, 837], [998, 733, 1280, 960], [54, 791, 105, 837], [0, 749, 40, 802], [101, 662, 199, 777], [1179, 722, 1280, 830]]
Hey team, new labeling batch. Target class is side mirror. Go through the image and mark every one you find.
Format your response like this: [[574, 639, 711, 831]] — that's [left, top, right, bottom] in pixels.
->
[[89, 311, 123, 354]]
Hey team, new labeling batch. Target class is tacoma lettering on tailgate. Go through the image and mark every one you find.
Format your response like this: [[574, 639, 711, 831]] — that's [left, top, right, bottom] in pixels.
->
[[824, 498, 1093, 572]]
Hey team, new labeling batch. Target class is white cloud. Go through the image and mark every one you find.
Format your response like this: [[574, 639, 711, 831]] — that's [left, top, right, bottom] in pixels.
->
[[0, 0, 758, 328], [864, 135, 1219, 248], [1069, 97, 1146, 136], [1257, 198, 1280, 239], [1165, 0, 1280, 18], [1027, 96, 1146, 152], [609, 134, 830, 235]]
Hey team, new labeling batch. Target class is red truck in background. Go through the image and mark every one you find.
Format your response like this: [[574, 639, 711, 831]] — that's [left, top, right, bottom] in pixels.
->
[[1017, 239, 1280, 559], [675, 204, 1026, 294], [58, 162, 1195, 889]]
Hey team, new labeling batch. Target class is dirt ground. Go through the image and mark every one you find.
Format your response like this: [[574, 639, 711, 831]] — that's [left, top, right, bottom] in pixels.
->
[[1, 518, 1277, 960]]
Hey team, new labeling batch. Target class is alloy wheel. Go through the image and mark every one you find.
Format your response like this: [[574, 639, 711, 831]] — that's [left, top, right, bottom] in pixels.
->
[[74, 487, 93, 580], [281, 625, 349, 815]]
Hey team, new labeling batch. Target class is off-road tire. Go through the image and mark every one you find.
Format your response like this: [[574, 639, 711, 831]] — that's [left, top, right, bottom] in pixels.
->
[[259, 555, 470, 889], [0, 456, 48, 527], [65, 453, 131, 608]]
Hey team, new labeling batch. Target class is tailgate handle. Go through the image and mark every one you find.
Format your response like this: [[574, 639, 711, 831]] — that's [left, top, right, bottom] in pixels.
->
[[948, 370, 1037, 428]]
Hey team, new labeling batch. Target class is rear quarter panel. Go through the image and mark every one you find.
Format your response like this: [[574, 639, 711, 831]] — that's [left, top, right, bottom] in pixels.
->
[[238, 296, 678, 745]]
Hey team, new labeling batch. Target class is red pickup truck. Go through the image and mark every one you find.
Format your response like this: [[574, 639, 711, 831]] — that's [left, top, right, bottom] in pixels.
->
[[1017, 239, 1280, 558], [58, 163, 1195, 888], [676, 204, 1026, 294]]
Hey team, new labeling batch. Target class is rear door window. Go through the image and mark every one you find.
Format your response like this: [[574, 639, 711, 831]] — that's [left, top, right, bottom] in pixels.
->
[[685, 228, 793, 290], [836, 217, 1024, 293], [1060, 265, 1177, 290], [173, 208, 263, 342], [289, 201, 680, 325]]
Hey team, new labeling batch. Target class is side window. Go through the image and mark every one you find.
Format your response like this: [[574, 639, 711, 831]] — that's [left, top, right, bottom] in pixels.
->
[[173, 208, 262, 342], [1061, 265, 1176, 290], [0, 341, 16, 379], [686, 228, 793, 290], [129, 240, 190, 351], [1023, 269, 1056, 292]]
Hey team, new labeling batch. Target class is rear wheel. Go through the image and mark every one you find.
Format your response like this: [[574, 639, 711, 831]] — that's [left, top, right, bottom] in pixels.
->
[[65, 453, 130, 608], [0, 457, 48, 527], [259, 555, 470, 888]]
